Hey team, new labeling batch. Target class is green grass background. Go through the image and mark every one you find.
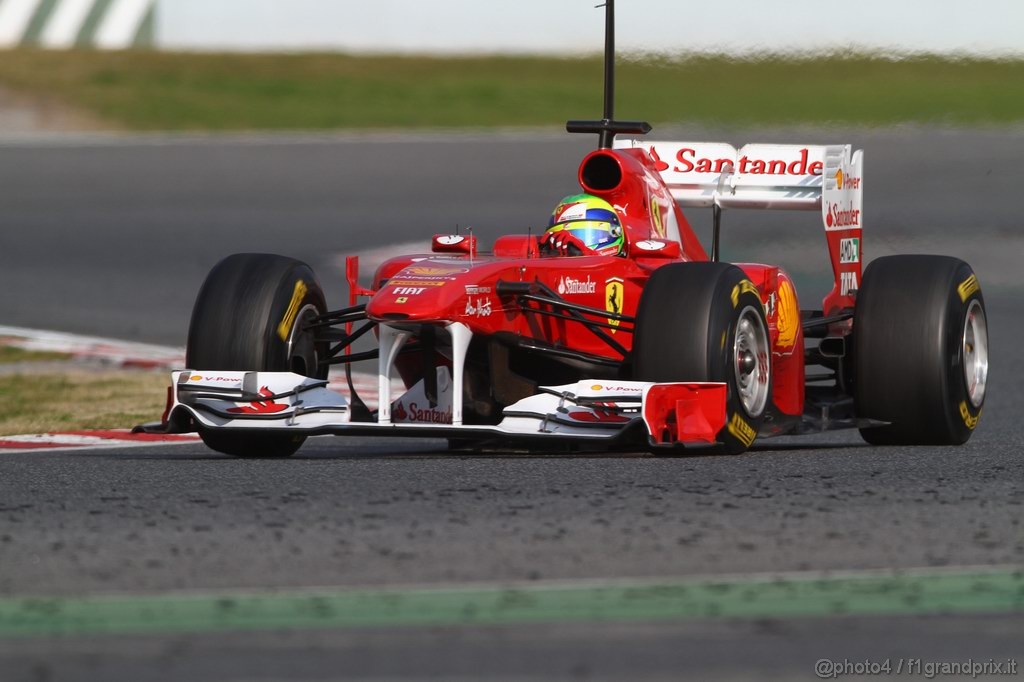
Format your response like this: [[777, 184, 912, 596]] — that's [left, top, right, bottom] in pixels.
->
[[0, 50, 1021, 130]]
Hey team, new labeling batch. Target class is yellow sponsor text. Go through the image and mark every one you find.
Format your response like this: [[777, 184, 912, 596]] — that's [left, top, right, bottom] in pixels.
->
[[387, 279, 448, 287]]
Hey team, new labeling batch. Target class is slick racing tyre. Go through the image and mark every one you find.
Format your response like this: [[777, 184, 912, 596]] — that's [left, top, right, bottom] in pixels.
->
[[633, 262, 771, 454], [854, 255, 988, 445], [187, 253, 329, 458]]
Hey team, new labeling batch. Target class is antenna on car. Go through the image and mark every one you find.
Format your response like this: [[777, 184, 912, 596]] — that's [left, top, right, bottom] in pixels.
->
[[566, 0, 651, 149]]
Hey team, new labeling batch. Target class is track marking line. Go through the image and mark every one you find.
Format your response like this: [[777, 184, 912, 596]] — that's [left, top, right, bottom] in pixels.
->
[[0, 429, 200, 453], [0, 325, 185, 369], [0, 566, 1020, 639], [0, 326, 398, 442]]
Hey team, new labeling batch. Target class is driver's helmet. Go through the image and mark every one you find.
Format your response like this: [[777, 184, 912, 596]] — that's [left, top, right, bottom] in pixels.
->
[[546, 194, 624, 256]]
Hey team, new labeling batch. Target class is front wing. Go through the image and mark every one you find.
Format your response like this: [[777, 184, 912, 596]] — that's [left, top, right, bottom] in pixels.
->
[[142, 370, 730, 450]]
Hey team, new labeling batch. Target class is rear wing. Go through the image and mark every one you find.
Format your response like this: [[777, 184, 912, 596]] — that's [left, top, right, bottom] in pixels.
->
[[612, 140, 863, 226], [613, 140, 865, 314]]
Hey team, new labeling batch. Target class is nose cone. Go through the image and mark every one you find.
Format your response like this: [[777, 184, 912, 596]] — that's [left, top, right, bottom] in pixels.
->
[[368, 283, 453, 321], [366, 262, 473, 322]]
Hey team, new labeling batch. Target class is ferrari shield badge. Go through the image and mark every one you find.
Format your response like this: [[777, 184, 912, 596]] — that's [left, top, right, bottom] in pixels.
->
[[605, 277, 624, 332]]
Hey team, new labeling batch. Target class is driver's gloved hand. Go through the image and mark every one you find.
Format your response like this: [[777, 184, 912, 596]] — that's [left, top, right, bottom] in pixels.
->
[[540, 230, 590, 257]]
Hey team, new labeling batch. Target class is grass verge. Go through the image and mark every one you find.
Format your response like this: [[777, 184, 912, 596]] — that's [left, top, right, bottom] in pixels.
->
[[0, 50, 1021, 130], [0, 346, 71, 363], [0, 370, 168, 436]]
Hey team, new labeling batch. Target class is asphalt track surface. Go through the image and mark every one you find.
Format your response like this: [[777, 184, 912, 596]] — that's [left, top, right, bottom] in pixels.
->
[[1, 128, 1022, 680]]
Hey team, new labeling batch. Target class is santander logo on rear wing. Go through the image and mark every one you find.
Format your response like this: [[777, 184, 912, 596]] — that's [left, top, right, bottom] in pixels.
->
[[614, 140, 865, 313], [613, 140, 863, 233]]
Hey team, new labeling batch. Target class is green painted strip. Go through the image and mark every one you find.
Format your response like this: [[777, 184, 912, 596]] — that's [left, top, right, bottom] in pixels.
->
[[74, 0, 111, 47], [20, 0, 59, 46], [131, 1, 155, 48], [0, 569, 1021, 639]]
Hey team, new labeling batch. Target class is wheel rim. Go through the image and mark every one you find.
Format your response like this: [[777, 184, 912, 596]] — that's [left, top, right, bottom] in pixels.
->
[[734, 305, 770, 418], [962, 299, 988, 408], [286, 303, 323, 378]]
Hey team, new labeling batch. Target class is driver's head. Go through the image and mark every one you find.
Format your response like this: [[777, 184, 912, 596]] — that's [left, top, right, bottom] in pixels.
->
[[546, 194, 624, 256]]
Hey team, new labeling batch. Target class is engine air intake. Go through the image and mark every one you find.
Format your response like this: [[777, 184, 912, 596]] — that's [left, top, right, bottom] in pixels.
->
[[580, 153, 622, 192]]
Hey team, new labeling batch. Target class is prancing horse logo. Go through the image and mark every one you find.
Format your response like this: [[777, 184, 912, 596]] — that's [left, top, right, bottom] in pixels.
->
[[605, 277, 624, 333]]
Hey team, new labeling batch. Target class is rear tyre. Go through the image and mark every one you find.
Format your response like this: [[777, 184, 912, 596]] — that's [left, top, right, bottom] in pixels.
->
[[854, 255, 988, 445], [633, 262, 770, 454], [187, 253, 329, 458]]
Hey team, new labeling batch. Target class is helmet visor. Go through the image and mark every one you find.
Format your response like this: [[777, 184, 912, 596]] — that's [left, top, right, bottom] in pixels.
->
[[549, 220, 621, 250]]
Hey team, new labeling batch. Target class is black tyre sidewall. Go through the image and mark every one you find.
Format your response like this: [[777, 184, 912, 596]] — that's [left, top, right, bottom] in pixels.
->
[[187, 253, 328, 378], [634, 262, 769, 454], [186, 253, 328, 457], [854, 255, 985, 445]]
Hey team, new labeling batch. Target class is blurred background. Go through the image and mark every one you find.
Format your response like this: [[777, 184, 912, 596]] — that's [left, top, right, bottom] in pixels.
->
[[2, 0, 1023, 134], [2, 0, 1023, 54]]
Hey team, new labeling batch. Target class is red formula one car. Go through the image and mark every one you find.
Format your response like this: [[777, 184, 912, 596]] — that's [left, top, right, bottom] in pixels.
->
[[141, 2, 988, 457]]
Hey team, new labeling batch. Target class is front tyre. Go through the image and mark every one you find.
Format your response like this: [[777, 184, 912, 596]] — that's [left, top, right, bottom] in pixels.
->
[[854, 255, 988, 445], [187, 253, 329, 458], [633, 262, 770, 454]]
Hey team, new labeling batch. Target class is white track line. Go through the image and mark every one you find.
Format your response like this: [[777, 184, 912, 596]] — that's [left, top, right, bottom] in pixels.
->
[[0, 325, 186, 368], [0, 430, 201, 454], [1, 326, 400, 446]]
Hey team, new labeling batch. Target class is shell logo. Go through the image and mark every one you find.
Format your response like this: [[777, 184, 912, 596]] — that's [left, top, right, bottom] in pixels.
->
[[190, 375, 203, 381], [591, 384, 604, 390], [406, 265, 467, 276], [836, 169, 844, 189], [776, 279, 799, 350]]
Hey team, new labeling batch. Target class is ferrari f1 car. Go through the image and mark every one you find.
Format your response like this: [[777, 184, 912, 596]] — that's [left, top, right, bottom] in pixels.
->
[[140, 2, 988, 457]]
